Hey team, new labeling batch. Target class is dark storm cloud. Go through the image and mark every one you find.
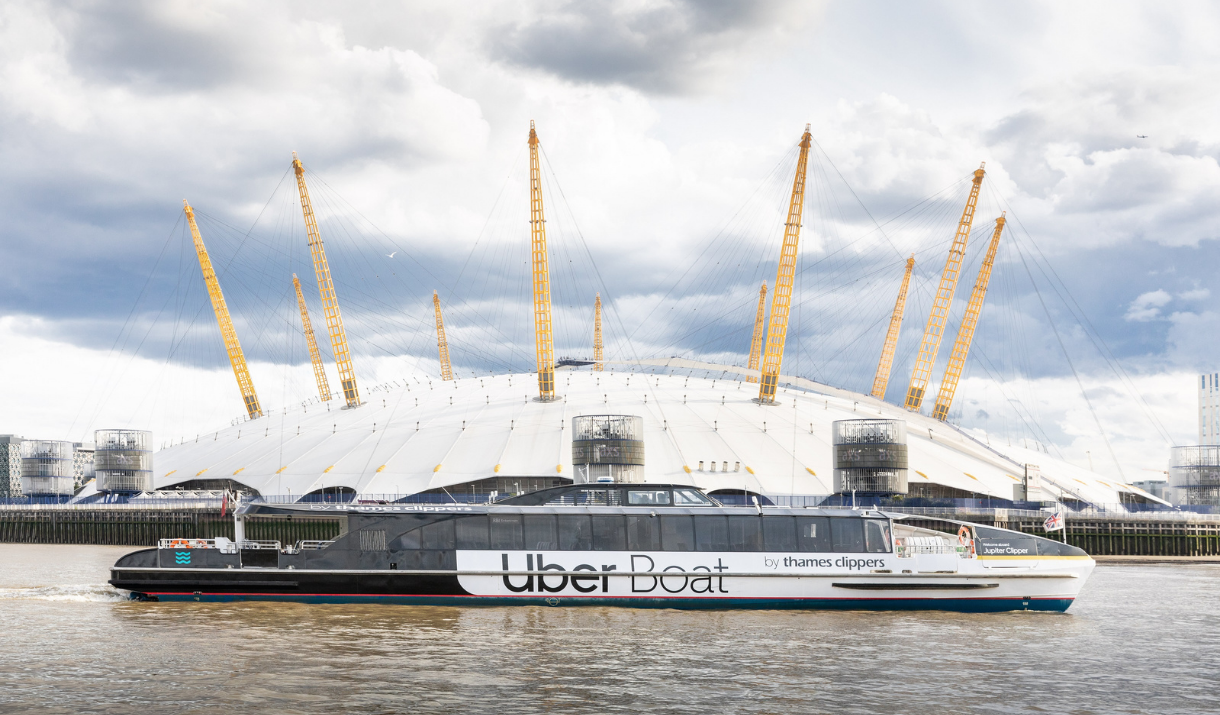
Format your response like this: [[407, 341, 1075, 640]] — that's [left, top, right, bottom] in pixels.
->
[[488, 0, 814, 94], [62, 0, 266, 90]]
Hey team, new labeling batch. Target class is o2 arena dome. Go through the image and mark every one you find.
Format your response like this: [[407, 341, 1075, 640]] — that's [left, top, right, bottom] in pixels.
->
[[153, 359, 1157, 507], [145, 125, 1162, 509]]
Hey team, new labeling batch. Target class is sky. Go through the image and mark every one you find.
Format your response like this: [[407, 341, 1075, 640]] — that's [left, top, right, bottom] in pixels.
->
[[1, 0, 1217, 480]]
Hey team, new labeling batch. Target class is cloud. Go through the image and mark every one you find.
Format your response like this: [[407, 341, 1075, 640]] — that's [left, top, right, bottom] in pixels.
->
[[1165, 309, 1220, 368], [0, 0, 489, 321], [1125, 289, 1173, 322], [983, 67, 1220, 249], [487, 0, 822, 94]]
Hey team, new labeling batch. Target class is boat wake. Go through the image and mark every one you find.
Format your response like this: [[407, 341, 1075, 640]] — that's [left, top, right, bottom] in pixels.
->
[[0, 584, 128, 603]]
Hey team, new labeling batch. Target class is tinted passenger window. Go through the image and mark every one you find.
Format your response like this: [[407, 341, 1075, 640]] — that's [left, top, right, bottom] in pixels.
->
[[420, 519, 455, 550], [592, 515, 626, 551], [795, 517, 832, 552], [557, 515, 592, 551], [694, 516, 729, 551], [626, 515, 660, 550], [661, 516, 695, 551], [455, 515, 488, 549], [832, 518, 865, 553], [524, 515, 558, 550], [864, 520, 891, 553], [627, 490, 671, 505], [728, 516, 763, 551], [576, 489, 619, 506], [763, 517, 797, 551], [489, 515, 523, 550]]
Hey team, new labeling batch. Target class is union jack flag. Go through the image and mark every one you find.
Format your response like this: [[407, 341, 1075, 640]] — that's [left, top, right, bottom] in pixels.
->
[[1044, 512, 1064, 532]]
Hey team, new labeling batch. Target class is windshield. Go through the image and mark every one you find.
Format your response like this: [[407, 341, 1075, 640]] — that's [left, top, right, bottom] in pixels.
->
[[673, 488, 714, 506], [864, 519, 892, 553]]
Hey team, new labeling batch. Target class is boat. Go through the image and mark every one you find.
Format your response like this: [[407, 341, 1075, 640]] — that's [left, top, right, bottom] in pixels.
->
[[109, 483, 1094, 611]]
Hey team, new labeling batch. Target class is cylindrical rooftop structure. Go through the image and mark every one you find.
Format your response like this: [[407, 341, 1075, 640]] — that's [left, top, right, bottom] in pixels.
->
[[1168, 445, 1220, 506], [95, 429, 153, 494], [20, 440, 75, 496], [572, 415, 645, 484], [833, 419, 908, 496]]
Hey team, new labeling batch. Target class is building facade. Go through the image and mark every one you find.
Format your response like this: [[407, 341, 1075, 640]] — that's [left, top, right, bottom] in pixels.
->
[[1202, 373, 1220, 446], [73, 442, 95, 491], [0, 434, 22, 498]]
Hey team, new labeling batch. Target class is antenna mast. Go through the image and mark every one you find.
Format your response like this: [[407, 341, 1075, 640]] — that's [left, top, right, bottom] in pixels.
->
[[932, 213, 1006, 421], [433, 291, 454, 381], [593, 293, 604, 372], [747, 281, 767, 383], [293, 273, 331, 401], [904, 163, 986, 411], [293, 152, 360, 408], [870, 256, 915, 400], [758, 125, 813, 404], [528, 121, 557, 400], [184, 200, 262, 420]]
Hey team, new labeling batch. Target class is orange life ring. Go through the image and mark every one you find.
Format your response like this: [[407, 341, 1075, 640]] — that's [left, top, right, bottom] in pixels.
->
[[169, 539, 188, 548], [957, 525, 975, 556]]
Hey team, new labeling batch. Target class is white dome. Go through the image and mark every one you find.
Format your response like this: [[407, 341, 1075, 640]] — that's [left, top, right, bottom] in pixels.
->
[[153, 358, 1158, 507]]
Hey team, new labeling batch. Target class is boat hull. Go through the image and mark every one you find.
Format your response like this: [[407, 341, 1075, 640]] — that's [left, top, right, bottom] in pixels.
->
[[130, 591, 1075, 612], [112, 552, 1091, 613]]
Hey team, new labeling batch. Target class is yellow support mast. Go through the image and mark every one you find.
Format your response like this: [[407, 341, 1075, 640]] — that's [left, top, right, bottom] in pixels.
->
[[183, 200, 262, 420], [293, 273, 331, 401], [527, 121, 557, 400], [746, 281, 767, 383], [433, 290, 454, 381], [593, 293, 604, 372], [870, 255, 915, 399], [904, 163, 986, 411], [758, 125, 813, 403], [932, 213, 1006, 421], [292, 152, 360, 408]]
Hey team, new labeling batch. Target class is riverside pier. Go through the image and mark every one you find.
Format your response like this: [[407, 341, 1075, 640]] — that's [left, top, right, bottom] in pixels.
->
[[3, 499, 1218, 557]]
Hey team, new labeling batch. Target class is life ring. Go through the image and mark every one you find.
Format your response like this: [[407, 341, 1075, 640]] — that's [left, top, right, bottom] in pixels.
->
[[169, 539, 189, 548], [957, 525, 975, 556]]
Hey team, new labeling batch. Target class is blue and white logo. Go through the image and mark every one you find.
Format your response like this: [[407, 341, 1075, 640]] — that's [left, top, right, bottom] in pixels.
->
[[174, 551, 191, 564]]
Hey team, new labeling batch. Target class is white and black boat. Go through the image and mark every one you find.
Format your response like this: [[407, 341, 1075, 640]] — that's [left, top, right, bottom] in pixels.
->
[[109, 484, 1094, 611]]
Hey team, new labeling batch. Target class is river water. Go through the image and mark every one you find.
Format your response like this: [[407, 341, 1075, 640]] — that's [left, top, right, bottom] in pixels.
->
[[0, 544, 1216, 714]]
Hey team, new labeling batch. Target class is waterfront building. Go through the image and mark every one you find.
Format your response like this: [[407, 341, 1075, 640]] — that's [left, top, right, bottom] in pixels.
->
[[20, 440, 75, 496], [1131, 478, 1169, 502], [149, 362, 1166, 508], [95, 429, 153, 493], [1168, 445, 1220, 506], [0, 434, 22, 497], [1202, 372, 1220, 445], [132, 135, 1167, 512]]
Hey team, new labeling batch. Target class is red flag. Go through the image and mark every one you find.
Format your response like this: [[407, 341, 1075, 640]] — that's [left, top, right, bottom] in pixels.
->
[[220, 492, 228, 518]]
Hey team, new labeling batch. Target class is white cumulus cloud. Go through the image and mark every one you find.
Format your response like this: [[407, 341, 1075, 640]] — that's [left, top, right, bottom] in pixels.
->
[[1124, 289, 1173, 322]]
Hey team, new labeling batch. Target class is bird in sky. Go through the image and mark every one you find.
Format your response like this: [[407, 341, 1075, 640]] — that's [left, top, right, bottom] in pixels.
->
[[386, 252, 397, 258], [1136, 135, 1148, 138]]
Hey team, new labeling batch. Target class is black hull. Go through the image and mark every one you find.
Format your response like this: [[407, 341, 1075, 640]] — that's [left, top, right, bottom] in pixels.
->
[[110, 568, 464, 597]]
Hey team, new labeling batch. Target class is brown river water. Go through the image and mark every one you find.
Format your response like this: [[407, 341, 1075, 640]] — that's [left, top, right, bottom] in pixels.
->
[[0, 544, 1217, 714]]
